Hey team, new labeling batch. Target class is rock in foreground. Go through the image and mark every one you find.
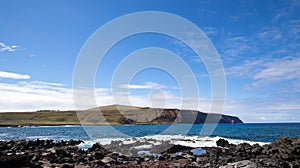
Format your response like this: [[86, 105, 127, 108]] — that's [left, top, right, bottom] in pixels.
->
[[0, 136, 299, 167]]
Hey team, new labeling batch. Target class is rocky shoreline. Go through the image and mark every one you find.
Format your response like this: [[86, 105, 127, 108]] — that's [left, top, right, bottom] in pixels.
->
[[0, 136, 299, 168]]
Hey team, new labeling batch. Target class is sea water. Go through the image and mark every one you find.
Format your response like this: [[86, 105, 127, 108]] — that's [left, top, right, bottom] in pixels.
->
[[0, 123, 299, 148]]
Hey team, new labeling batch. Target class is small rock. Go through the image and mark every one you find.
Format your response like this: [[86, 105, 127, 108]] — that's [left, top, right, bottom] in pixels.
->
[[101, 156, 115, 164], [94, 151, 104, 160], [220, 160, 258, 168], [61, 163, 74, 168], [250, 144, 262, 154]]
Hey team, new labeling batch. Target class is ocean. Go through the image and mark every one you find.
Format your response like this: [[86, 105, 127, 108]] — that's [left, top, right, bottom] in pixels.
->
[[0, 123, 299, 148]]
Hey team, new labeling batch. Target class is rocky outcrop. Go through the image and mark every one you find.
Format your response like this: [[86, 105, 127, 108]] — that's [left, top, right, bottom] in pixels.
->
[[214, 136, 300, 167], [151, 108, 243, 124], [0, 136, 299, 167]]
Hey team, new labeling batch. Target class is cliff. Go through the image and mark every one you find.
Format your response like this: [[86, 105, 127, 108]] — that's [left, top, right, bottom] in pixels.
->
[[0, 105, 242, 126]]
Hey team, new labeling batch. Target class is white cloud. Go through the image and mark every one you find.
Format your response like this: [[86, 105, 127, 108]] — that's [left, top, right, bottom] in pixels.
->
[[0, 71, 30, 79], [272, 9, 287, 22], [0, 42, 18, 52], [171, 39, 196, 60], [0, 80, 201, 112], [287, 19, 300, 40], [28, 81, 64, 87], [0, 81, 73, 112], [120, 82, 166, 89], [253, 57, 300, 82], [202, 27, 220, 37], [0, 81, 110, 112], [226, 59, 264, 78], [0, 80, 299, 122], [223, 97, 300, 123], [257, 27, 282, 41], [226, 56, 300, 92], [221, 36, 253, 60]]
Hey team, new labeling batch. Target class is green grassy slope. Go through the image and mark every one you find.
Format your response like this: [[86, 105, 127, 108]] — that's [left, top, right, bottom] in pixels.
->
[[0, 105, 242, 126]]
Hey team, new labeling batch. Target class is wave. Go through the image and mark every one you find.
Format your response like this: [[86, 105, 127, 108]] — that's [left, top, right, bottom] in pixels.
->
[[78, 134, 269, 149], [25, 136, 56, 140]]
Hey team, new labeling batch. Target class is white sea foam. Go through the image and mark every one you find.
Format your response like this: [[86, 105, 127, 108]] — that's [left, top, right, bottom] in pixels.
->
[[137, 150, 162, 158], [137, 150, 151, 156], [133, 144, 152, 150], [26, 136, 55, 140], [79, 134, 269, 149], [28, 125, 80, 128]]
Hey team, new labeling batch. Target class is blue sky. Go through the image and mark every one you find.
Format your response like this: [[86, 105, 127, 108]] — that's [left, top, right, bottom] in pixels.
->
[[1, 0, 300, 122]]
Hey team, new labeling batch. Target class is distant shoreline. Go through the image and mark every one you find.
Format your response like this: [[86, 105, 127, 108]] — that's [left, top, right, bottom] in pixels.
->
[[2, 122, 300, 127], [0, 105, 243, 127], [0, 122, 244, 128]]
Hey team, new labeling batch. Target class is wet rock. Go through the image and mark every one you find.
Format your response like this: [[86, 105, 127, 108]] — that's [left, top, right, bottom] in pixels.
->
[[259, 158, 279, 167], [94, 151, 104, 160], [220, 160, 258, 168], [89, 142, 108, 154], [30, 162, 43, 168], [101, 156, 115, 164], [0, 137, 299, 167], [61, 163, 74, 168], [61, 157, 74, 163], [47, 147, 57, 154], [243, 143, 252, 153], [143, 156, 151, 162], [162, 144, 193, 154], [217, 138, 230, 148], [250, 144, 262, 155], [0, 155, 33, 168]]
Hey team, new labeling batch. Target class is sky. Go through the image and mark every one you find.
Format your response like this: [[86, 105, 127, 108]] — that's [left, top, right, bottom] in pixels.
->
[[1, 0, 300, 123]]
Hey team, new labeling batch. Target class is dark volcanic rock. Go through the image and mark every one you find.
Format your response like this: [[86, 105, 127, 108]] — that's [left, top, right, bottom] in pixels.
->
[[216, 138, 230, 147], [0, 136, 299, 167], [161, 144, 193, 154], [94, 151, 104, 160], [0, 154, 33, 168], [61, 163, 74, 168], [250, 144, 262, 155]]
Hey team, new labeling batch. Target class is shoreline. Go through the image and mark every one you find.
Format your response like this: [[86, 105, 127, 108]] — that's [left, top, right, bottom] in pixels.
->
[[0, 136, 299, 167], [1, 122, 300, 128], [0, 123, 244, 128]]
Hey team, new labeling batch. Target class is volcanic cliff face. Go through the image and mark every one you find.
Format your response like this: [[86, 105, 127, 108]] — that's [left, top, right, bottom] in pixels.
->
[[88, 105, 243, 124], [150, 108, 243, 124]]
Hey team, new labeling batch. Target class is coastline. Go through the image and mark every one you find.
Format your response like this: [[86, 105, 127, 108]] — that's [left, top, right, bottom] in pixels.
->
[[0, 122, 243, 128], [0, 136, 299, 167], [2, 122, 300, 127], [0, 105, 243, 127]]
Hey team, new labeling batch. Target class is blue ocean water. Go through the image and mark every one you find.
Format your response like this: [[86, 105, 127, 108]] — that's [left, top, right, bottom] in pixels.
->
[[0, 123, 299, 144]]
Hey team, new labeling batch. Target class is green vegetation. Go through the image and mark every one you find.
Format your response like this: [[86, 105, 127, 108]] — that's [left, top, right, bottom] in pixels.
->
[[0, 105, 242, 127], [0, 111, 79, 126]]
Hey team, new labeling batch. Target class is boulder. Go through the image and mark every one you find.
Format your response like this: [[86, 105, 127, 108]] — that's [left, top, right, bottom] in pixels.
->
[[216, 139, 230, 147], [250, 144, 262, 155], [94, 151, 104, 160], [101, 156, 115, 164], [0, 155, 33, 168], [220, 160, 258, 168]]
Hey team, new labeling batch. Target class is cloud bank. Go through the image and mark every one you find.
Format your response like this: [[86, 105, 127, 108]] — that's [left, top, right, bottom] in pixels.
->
[[0, 79, 299, 123], [0, 71, 31, 80]]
